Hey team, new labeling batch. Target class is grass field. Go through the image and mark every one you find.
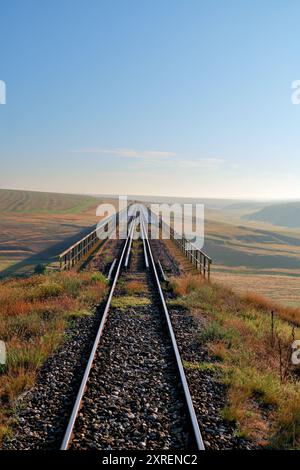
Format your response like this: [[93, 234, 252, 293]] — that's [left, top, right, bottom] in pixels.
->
[[0, 189, 118, 277]]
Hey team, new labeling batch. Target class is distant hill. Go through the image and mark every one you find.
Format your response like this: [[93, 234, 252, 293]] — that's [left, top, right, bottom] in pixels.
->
[[224, 202, 269, 211], [243, 202, 300, 228], [124, 195, 257, 210], [0, 188, 99, 214]]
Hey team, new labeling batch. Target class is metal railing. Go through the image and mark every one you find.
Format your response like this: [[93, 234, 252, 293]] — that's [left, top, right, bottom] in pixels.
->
[[58, 227, 101, 270], [58, 208, 130, 271], [160, 216, 212, 279]]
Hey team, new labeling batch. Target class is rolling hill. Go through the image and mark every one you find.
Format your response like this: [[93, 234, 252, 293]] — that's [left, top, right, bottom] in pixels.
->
[[0, 188, 98, 213], [0, 188, 117, 276], [243, 202, 300, 228]]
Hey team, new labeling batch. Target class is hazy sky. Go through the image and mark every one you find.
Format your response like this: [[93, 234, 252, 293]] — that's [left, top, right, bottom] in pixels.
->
[[1, 0, 300, 200]]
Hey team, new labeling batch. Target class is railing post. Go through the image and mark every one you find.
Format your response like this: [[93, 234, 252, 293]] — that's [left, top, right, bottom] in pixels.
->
[[208, 259, 211, 281]]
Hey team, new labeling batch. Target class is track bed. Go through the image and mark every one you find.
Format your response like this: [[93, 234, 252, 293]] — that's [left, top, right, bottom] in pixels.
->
[[70, 240, 191, 450]]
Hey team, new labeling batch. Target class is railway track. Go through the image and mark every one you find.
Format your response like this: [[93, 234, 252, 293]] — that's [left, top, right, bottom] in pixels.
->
[[60, 210, 205, 450]]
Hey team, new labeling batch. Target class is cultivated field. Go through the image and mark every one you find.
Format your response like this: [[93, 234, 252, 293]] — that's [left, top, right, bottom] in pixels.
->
[[0, 189, 98, 214], [203, 210, 300, 307], [0, 189, 117, 277], [213, 269, 300, 307]]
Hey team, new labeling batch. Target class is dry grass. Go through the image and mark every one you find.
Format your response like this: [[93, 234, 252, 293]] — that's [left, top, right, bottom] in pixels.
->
[[243, 292, 300, 326], [169, 274, 205, 296], [213, 270, 300, 308], [169, 276, 300, 448], [125, 280, 148, 295], [0, 270, 108, 443]]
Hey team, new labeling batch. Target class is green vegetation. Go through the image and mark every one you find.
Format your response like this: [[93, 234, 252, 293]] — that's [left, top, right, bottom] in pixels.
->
[[90, 272, 108, 284], [0, 188, 97, 214], [183, 360, 221, 373], [111, 295, 151, 310], [34, 264, 47, 275], [170, 275, 300, 448], [0, 270, 108, 443]]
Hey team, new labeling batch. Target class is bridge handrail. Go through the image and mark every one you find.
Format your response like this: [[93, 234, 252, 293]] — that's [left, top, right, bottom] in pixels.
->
[[58, 209, 124, 270], [155, 212, 212, 279]]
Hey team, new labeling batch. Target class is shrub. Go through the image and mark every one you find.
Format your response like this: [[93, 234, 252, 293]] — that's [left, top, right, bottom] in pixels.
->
[[28, 281, 64, 301], [199, 321, 233, 343], [34, 264, 46, 275], [91, 272, 108, 284]]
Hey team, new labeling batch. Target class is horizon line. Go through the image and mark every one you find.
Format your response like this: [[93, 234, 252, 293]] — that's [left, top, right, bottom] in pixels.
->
[[1, 186, 300, 203]]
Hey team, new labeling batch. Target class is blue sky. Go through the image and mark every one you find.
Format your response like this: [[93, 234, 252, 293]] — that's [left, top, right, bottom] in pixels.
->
[[1, 0, 300, 199]]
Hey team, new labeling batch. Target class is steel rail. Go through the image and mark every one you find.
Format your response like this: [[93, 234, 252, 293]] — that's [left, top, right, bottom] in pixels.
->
[[140, 215, 149, 269], [107, 258, 117, 281], [157, 259, 168, 282], [141, 210, 205, 451], [124, 218, 136, 268], [60, 218, 135, 450]]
